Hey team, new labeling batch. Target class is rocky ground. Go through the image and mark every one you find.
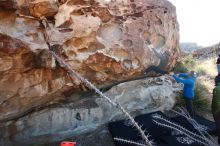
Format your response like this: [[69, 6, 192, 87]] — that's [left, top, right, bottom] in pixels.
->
[[40, 125, 115, 146]]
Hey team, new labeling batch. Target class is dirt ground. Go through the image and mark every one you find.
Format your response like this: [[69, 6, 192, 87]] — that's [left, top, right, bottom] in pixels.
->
[[40, 125, 115, 146]]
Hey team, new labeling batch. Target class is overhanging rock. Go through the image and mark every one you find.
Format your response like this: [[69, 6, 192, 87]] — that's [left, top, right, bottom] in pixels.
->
[[0, 76, 181, 146]]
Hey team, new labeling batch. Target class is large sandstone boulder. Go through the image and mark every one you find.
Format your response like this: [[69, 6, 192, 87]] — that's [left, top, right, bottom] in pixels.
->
[[0, 0, 179, 123], [0, 76, 181, 146], [0, 0, 180, 145]]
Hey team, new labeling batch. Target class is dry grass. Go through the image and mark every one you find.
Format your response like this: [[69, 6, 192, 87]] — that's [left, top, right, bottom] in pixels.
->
[[195, 57, 217, 78], [174, 55, 218, 115], [195, 57, 217, 94], [176, 55, 217, 93], [194, 56, 217, 120]]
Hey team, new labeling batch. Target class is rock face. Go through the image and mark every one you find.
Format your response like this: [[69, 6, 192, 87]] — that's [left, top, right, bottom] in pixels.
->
[[0, 0, 180, 145], [0, 76, 181, 146]]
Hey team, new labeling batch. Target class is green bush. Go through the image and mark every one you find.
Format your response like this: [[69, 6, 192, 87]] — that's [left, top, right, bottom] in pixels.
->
[[175, 82, 210, 114], [196, 67, 207, 76], [182, 55, 196, 68], [174, 55, 195, 73], [173, 62, 189, 73]]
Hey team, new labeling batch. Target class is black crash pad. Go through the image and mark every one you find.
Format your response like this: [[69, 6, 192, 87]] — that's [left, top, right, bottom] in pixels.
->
[[108, 111, 171, 146], [171, 115, 216, 135], [160, 135, 203, 146], [108, 111, 216, 146]]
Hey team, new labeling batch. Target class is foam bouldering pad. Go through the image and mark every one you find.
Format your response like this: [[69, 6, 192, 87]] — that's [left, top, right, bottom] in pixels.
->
[[171, 115, 216, 135], [160, 135, 203, 146], [108, 111, 215, 146], [108, 111, 171, 146]]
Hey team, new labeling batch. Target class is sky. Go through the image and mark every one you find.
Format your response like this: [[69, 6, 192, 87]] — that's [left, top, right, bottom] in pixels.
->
[[168, 0, 220, 47]]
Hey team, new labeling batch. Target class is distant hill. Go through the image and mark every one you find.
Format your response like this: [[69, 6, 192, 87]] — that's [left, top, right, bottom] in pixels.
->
[[193, 42, 220, 58], [180, 42, 203, 53]]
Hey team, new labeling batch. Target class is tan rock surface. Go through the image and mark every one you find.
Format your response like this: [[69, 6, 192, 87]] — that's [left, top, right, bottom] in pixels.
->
[[0, 76, 182, 146], [29, 0, 58, 18], [0, 0, 180, 138]]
